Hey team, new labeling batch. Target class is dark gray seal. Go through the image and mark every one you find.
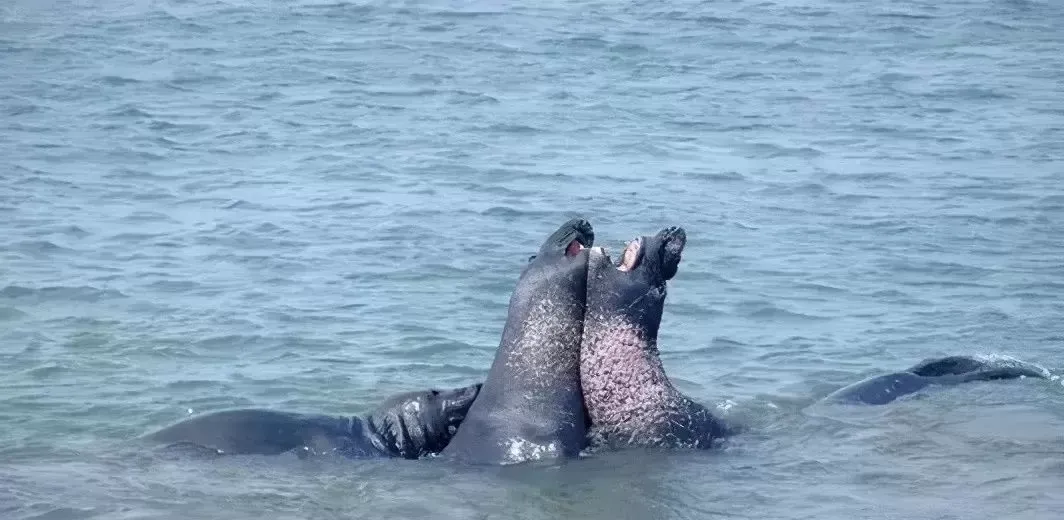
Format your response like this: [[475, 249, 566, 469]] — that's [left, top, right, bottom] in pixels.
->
[[144, 383, 481, 459], [442, 218, 594, 465], [824, 355, 1047, 405], [580, 226, 732, 451]]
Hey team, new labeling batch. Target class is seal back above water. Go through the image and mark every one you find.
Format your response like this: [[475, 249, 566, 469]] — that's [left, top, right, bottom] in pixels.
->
[[144, 383, 481, 459], [824, 355, 1047, 405]]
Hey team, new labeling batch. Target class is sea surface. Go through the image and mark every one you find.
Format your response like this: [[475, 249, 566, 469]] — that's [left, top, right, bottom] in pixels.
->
[[2, 0, 1063, 518]]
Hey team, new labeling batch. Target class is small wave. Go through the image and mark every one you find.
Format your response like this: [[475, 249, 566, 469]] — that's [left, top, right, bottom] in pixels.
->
[[666, 169, 745, 182], [820, 171, 909, 185], [744, 142, 824, 159], [875, 11, 936, 20], [845, 219, 916, 233], [148, 119, 209, 132], [419, 23, 454, 32], [0, 306, 28, 320], [194, 334, 266, 350], [106, 232, 167, 243], [688, 337, 749, 355], [168, 73, 227, 87], [769, 40, 848, 55], [358, 87, 439, 98], [103, 168, 176, 181], [384, 338, 474, 358], [23, 363, 65, 379], [793, 282, 850, 295], [5, 240, 77, 257], [735, 300, 830, 321], [295, 200, 381, 213], [923, 86, 1013, 101], [119, 211, 178, 224], [446, 91, 499, 106], [147, 280, 203, 293], [0, 285, 127, 302], [106, 105, 153, 118], [4, 102, 39, 116], [608, 42, 649, 54], [478, 123, 546, 134], [98, 75, 143, 86], [164, 379, 229, 391], [539, 35, 609, 49]]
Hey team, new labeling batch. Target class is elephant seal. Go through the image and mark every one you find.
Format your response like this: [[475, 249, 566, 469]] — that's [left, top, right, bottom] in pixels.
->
[[144, 383, 481, 459], [824, 355, 1047, 405], [580, 226, 732, 451], [442, 218, 594, 465]]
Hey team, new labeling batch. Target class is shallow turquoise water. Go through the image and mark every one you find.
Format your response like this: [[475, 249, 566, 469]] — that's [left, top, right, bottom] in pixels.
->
[[2, 0, 1063, 518]]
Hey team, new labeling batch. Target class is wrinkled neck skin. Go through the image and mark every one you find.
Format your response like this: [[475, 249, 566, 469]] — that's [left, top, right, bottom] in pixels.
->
[[581, 268, 678, 439], [494, 267, 585, 397], [486, 263, 587, 441]]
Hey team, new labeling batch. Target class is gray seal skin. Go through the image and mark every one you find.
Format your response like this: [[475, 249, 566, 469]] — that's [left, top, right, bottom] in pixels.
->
[[580, 227, 732, 451], [824, 355, 1047, 405], [442, 218, 594, 465], [144, 383, 481, 459]]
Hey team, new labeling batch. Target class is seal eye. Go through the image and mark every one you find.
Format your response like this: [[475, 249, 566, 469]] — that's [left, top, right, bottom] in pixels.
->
[[431, 390, 440, 396], [528, 255, 537, 263]]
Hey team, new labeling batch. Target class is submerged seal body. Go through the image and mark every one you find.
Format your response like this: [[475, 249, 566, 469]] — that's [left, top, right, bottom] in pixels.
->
[[442, 219, 594, 465], [580, 227, 731, 450], [825, 355, 1047, 405], [145, 383, 481, 459]]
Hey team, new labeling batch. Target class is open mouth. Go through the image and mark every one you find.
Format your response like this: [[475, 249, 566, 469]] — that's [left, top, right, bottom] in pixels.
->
[[616, 237, 643, 272], [566, 239, 586, 257], [562, 219, 594, 257]]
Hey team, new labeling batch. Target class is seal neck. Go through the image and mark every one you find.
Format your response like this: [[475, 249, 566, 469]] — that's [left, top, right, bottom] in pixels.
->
[[580, 314, 679, 426]]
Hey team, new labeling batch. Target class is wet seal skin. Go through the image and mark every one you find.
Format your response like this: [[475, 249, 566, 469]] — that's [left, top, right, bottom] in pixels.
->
[[144, 383, 482, 459], [824, 355, 1047, 405], [580, 227, 733, 451], [442, 218, 594, 465]]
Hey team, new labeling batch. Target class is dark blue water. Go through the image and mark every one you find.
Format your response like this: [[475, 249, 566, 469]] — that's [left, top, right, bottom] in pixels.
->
[[2, 0, 1063, 518]]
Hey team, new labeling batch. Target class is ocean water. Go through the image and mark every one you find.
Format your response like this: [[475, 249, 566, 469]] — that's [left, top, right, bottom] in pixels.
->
[[2, 0, 1063, 518]]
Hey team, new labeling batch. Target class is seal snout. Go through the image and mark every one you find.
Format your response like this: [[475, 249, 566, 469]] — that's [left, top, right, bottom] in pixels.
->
[[659, 226, 686, 281], [608, 226, 686, 279], [564, 218, 594, 257], [546, 218, 594, 257]]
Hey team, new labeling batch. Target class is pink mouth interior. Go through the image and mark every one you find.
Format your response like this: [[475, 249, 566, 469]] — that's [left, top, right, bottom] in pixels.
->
[[566, 240, 585, 257], [617, 239, 641, 271]]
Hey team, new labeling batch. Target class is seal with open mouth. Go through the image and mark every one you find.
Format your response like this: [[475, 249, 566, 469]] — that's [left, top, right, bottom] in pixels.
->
[[442, 218, 594, 465], [579, 227, 732, 450]]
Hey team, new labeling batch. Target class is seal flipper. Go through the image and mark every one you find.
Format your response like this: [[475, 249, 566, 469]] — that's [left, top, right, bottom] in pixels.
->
[[365, 383, 482, 459]]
